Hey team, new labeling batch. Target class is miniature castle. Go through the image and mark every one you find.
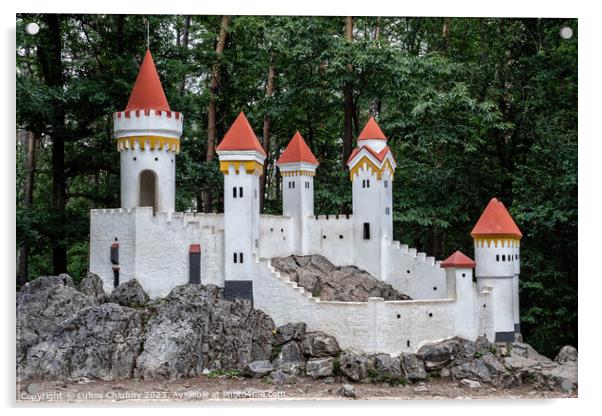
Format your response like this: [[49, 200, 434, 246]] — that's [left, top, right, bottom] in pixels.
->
[[90, 50, 523, 353]]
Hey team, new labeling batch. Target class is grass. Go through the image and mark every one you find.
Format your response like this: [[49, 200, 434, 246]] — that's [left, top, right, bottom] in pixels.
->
[[206, 369, 242, 379]]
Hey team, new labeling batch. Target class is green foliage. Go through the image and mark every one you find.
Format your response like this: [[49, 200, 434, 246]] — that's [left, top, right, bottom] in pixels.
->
[[16, 15, 577, 358], [206, 369, 242, 379]]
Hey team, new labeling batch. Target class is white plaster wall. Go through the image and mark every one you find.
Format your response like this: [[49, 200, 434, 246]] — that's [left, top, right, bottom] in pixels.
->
[[282, 174, 315, 254], [512, 274, 520, 328], [352, 166, 383, 277], [114, 111, 183, 139], [89, 208, 225, 298], [477, 276, 514, 335], [183, 213, 225, 233], [259, 215, 294, 258], [306, 215, 354, 266], [382, 239, 447, 300], [252, 258, 496, 354], [474, 240, 516, 278], [120, 143, 176, 213]]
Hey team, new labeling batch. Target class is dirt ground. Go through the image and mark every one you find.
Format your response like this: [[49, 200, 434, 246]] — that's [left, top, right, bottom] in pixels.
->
[[16, 375, 576, 404]]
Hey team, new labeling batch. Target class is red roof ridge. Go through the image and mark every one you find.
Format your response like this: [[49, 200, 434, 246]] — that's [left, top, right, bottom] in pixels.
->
[[358, 116, 387, 141], [125, 50, 170, 112], [441, 250, 476, 268], [347, 144, 393, 164], [216, 112, 266, 156], [471, 198, 523, 238], [277, 131, 319, 165]]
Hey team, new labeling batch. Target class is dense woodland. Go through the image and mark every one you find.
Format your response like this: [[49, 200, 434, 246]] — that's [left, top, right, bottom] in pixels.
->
[[15, 14, 577, 357]]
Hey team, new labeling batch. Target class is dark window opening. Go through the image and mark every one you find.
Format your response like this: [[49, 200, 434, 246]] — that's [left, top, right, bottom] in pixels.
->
[[384, 180, 388, 188], [339, 235, 343, 239], [239, 252, 244, 263], [396, 314, 401, 319], [462, 273, 466, 278], [407, 340, 410, 347], [433, 286, 437, 291], [428, 312, 433, 318], [363, 223, 371, 240], [322, 235, 327, 239], [154, 157, 158, 161], [483, 304, 487, 308], [239, 187, 243, 197], [233, 187, 237, 198], [113, 268, 120, 288], [496, 254, 500, 262], [502, 254, 506, 261], [233, 252, 237, 263], [406, 269, 411, 274]]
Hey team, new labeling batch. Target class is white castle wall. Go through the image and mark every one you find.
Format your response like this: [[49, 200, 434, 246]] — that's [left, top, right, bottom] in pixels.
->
[[252, 258, 495, 354], [90, 207, 225, 298], [306, 215, 354, 266], [258, 215, 294, 258], [382, 238, 447, 300]]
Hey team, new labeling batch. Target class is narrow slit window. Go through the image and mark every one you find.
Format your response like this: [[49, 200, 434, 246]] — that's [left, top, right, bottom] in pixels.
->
[[496, 254, 500, 262], [233, 252, 237, 263], [239, 252, 244, 263], [366, 180, 370, 188], [502, 254, 506, 261], [233, 187, 237, 198], [384, 180, 388, 188], [239, 187, 243, 197], [363, 223, 371, 240]]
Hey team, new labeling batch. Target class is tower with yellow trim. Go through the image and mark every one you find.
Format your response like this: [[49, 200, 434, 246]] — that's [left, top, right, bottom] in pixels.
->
[[113, 50, 183, 214], [216, 112, 266, 281], [471, 197, 523, 342], [347, 117, 397, 279], [276, 131, 319, 255]]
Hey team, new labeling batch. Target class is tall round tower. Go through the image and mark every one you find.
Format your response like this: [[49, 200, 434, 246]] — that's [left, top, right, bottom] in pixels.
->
[[472, 198, 523, 342], [114, 50, 183, 214]]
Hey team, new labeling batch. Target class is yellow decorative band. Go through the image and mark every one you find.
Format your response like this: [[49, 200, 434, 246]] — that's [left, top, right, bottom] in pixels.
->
[[349, 156, 394, 181], [219, 160, 264, 176], [117, 136, 180, 154], [280, 170, 315, 177], [474, 237, 521, 248]]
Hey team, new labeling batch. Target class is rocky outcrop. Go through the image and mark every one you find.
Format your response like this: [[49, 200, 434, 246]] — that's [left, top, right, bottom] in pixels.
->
[[271, 255, 411, 301], [306, 357, 335, 379], [301, 331, 341, 358], [339, 351, 375, 382], [109, 279, 149, 307]]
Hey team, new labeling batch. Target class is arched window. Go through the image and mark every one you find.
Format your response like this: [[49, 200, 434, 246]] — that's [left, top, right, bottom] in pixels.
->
[[139, 170, 157, 215]]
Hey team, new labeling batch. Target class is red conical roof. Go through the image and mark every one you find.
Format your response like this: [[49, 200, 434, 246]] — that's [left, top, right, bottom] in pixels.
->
[[216, 112, 266, 156], [276, 131, 319, 165], [441, 250, 476, 268], [471, 198, 523, 238], [125, 50, 170, 112], [358, 116, 387, 141]]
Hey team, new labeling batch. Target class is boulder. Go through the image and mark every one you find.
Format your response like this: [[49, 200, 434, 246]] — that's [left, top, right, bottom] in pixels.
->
[[373, 354, 402, 381], [541, 361, 578, 393], [272, 341, 305, 375], [109, 279, 149, 307], [555, 346, 577, 364], [306, 357, 334, 379], [450, 353, 506, 384], [338, 383, 356, 398], [400, 353, 427, 381], [135, 284, 274, 380], [16, 274, 99, 365], [339, 351, 375, 382], [271, 254, 411, 301], [78, 273, 107, 303], [269, 369, 297, 385], [417, 338, 465, 371], [244, 361, 274, 378], [301, 332, 340, 358], [274, 322, 306, 346], [19, 303, 145, 380]]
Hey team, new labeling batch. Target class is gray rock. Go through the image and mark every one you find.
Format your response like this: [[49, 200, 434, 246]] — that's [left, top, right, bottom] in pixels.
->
[[339, 351, 375, 382], [272, 341, 305, 375], [244, 361, 274, 378], [555, 346, 577, 364], [271, 254, 411, 301], [16, 275, 99, 366], [19, 303, 145, 380], [78, 273, 107, 303], [450, 353, 506, 383], [269, 369, 296, 385], [400, 353, 427, 381], [460, 379, 481, 389], [109, 279, 149, 307], [274, 322, 306, 345], [338, 383, 356, 398], [417, 338, 465, 371], [135, 284, 274, 380], [306, 357, 334, 379], [541, 361, 578, 393], [373, 354, 402, 381], [301, 332, 340, 358]]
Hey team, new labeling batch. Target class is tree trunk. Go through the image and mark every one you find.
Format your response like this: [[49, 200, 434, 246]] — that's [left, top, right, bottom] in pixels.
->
[[342, 16, 354, 170], [442, 17, 451, 53], [178, 15, 191, 96], [17, 131, 37, 287], [38, 14, 67, 274], [260, 60, 276, 213], [204, 15, 231, 213]]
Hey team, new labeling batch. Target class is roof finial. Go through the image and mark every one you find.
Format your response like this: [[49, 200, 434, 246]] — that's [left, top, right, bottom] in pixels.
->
[[144, 17, 150, 50]]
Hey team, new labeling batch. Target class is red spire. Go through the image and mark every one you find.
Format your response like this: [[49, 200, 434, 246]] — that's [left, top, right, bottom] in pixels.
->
[[277, 131, 319, 165], [216, 112, 266, 156], [441, 250, 476, 268], [358, 116, 387, 141], [125, 50, 170, 112], [471, 198, 523, 239]]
